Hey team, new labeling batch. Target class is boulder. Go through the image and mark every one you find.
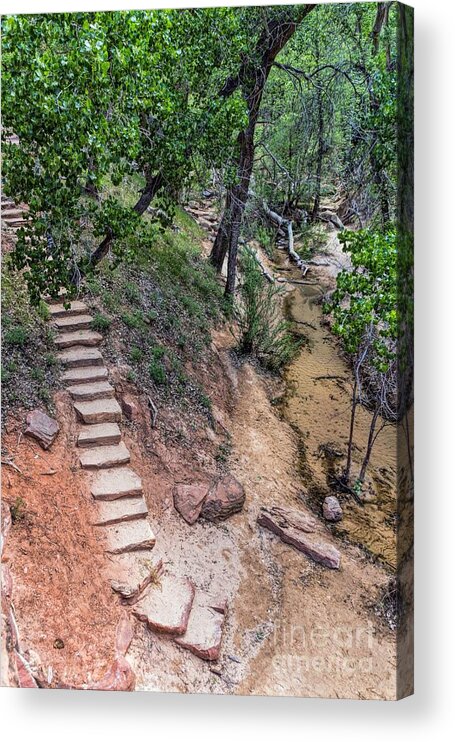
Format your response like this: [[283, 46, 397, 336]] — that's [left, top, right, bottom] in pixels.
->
[[200, 475, 245, 522], [258, 506, 341, 569], [24, 409, 59, 449], [322, 495, 343, 522], [173, 482, 210, 525]]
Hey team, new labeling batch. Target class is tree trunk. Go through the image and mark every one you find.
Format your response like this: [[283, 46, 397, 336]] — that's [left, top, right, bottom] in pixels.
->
[[212, 6, 316, 295], [358, 405, 381, 483], [89, 171, 163, 266], [311, 87, 324, 219], [343, 378, 358, 484], [311, 34, 324, 220], [210, 191, 232, 273]]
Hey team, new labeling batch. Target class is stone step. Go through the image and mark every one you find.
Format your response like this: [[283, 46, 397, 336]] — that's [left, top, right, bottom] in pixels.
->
[[2, 208, 26, 219], [57, 347, 103, 368], [55, 330, 102, 349], [48, 300, 88, 318], [67, 380, 115, 401], [77, 422, 121, 448], [73, 397, 122, 424], [53, 314, 94, 332], [133, 573, 195, 636], [91, 467, 143, 501], [108, 554, 162, 603], [93, 496, 148, 527], [175, 589, 227, 661], [103, 519, 156, 554], [79, 441, 130, 470], [62, 366, 108, 384]]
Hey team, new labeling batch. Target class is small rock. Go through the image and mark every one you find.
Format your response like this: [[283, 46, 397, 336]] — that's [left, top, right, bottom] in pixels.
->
[[173, 483, 210, 525], [200, 475, 245, 522], [121, 394, 139, 422], [322, 495, 343, 522], [24, 410, 59, 449]]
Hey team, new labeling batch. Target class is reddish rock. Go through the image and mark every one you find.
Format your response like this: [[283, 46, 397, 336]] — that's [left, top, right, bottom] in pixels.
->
[[200, 475, 245, 522], [173, 482, 210, 525], [115, 615, 135, 656], [258, 506, 341, 569], [14, 651, 38, 688], [24, 409, 59, 449], [121, 394, 140, 422], [262, 505, 317, 533], [175, 590, 227, 661], [323, 495, 343, 522], [88, 656, 135, 692]]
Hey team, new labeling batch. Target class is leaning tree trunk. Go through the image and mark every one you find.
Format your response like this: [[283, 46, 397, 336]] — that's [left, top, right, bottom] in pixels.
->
[[89, 171, 163, 266]]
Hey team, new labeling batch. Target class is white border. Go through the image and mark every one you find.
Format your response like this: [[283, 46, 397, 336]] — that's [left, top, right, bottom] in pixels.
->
[[1, 0, 454, 739]]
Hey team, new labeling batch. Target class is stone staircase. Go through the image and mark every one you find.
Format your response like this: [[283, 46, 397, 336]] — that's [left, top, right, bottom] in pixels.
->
[[1, 193, 29, 232], [48, 298, 227, 662]]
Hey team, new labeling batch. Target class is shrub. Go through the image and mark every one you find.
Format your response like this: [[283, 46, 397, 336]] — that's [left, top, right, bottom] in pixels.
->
[[4, 325, 28, 347], [149, 360, 167, 385], [121, 310, 145, 329], [129, 346, 143, 364], [91, 312, 112, 332], [234, 247, 299, 372]]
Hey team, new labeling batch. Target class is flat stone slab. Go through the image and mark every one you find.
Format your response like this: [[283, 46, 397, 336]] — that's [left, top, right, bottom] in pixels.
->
[[78, 422, 121, 448], [48, 300, 88, 318], [73, 398, 122, 424], [173, 482, 210, 525], [93, 496, 148, 526], [67, 380, 115, 401], [55, 329, 103, 349], [104, 519, 156, 554], [175, 589, 227, 661], [133, 573, 195, 636], [24, 409, 59, 450], [58, 347, 104, 368], [79, 441, 130, 470], [53, 314, 93, 331], [200, 474, 245, 522], [91, 467, 143, 500], [62, 365, 108, 384], [257, 506, 341, 569]]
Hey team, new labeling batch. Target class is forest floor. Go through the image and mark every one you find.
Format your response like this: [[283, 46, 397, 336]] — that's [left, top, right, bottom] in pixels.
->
[[1, 202, 399, 699]]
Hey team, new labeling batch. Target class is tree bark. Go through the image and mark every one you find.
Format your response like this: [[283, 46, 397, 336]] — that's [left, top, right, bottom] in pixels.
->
[[211, 6, 316, 295], [343, 378, 358, 484]]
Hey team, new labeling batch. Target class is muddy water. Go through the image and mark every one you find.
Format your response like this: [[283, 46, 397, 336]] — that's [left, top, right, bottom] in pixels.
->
[[282, 281, 398, 569]]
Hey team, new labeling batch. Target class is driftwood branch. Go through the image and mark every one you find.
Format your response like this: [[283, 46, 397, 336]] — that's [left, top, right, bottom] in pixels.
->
[[260, 199, 309, 276], [147, 396, 158, 428], [248, 247, 275, 283]]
